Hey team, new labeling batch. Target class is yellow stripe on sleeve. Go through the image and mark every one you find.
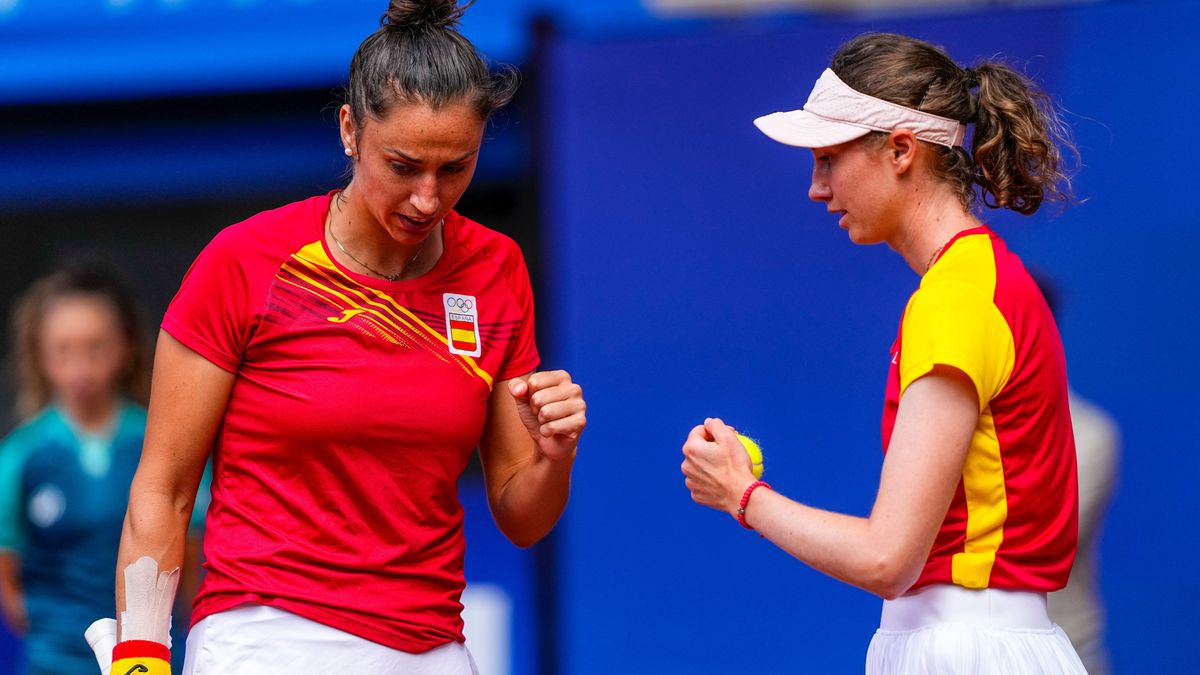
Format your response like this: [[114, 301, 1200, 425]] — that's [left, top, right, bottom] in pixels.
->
[[951, 407, 1008, 588], [898, 234, 1015, 589]]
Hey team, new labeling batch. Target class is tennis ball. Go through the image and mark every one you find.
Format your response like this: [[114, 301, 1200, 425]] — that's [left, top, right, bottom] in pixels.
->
[[735, 433, 764, 479]]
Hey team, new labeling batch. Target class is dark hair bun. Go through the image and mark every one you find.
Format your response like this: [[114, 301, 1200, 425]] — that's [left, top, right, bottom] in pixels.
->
[[383, 0, 465, 31]]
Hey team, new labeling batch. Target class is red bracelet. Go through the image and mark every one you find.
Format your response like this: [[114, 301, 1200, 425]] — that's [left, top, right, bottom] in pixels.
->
[[737, 480, 772, 530]]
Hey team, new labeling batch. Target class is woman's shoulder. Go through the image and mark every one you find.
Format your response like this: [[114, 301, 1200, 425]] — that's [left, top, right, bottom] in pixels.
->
[[918, 228, 1006, 300], [190, 194, 331, 279], [208, 194, 330, 256], [449, 211, 525, 267]]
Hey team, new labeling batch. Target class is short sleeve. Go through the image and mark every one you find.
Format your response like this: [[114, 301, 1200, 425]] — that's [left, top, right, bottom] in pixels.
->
[[161, 227, 259, 373], [0, 433, 30, 552], [496, 249, 540, 381], [899, 280, 1015, 410]]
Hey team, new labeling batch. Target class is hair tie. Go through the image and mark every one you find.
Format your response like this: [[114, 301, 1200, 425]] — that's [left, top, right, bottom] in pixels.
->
[[963, 67, 980, 90]]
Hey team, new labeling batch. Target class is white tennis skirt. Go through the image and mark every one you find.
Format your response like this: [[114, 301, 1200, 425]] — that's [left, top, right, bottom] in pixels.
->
[[182, 604, 479, 675], [866, 585, 1088, 675]]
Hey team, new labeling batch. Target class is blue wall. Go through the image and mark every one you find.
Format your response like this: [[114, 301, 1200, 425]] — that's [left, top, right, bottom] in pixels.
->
[[0, 0, 656, 208], [539, 2, 1198, 672], [0, 0, 655, 104]]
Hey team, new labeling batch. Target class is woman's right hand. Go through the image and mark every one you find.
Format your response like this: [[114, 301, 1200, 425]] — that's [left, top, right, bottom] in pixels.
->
[[681, 417, 758, 519], [508, 370, 587, 462]]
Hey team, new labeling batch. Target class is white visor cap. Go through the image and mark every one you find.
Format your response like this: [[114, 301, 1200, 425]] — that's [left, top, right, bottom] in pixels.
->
[[754, 68, 967, 149]]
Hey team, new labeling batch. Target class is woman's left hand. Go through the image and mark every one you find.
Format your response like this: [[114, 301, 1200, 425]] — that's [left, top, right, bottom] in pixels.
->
[[509, 370, 586, 461]]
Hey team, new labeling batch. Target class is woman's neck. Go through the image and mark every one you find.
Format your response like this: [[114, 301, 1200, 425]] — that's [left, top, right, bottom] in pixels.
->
[[330, 190, 441, 279], [890, 185, 982, 276]]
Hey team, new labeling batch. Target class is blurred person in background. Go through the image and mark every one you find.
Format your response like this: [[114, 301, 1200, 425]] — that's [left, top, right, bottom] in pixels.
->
[[1038, 275, 1119, 675], [106, 1, 586, 673], [0, 263, 206, 674]]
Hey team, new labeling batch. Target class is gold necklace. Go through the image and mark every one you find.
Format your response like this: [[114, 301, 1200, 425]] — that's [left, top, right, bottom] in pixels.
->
[[326, 205, 429, 282]]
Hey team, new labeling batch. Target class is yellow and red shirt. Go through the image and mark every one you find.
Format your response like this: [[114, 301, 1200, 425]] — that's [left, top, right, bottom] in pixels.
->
[[881, 226, 1078, 592], [163, 193, 539, 653]]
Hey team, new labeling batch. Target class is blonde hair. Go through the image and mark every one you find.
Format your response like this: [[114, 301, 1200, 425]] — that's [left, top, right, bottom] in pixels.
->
[[9, 264, 150, 420]]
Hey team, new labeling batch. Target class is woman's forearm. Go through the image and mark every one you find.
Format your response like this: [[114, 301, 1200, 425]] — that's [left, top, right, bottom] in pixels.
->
[[742, 490, 922, 599], [115, 332, 234, 635], [481, 372, 585, 548], [115, 485, 195, 631], [489, 451, 574, 548]]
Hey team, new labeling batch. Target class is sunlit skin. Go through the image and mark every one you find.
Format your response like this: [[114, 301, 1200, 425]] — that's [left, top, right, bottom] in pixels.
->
[[333, 99, 485, 279], [807, 130, 983, 274], [808, 138, 906, 245], [38, 294, 128, 432]]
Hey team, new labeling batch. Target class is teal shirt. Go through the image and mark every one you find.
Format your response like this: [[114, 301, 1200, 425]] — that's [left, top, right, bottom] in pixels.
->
[[0, 403, 176, 674]]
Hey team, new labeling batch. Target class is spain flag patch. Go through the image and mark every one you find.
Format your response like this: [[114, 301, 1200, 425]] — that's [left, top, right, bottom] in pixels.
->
[[443, 293, 482, 357]]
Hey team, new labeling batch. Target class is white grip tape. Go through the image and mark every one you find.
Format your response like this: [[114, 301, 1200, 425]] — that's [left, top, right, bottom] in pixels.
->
[[121, 556, 180, 646]]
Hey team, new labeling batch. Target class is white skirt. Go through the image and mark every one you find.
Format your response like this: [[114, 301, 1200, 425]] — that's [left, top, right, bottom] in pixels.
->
[[866, 585, 1088, 675], [182, 604, 479, 675]]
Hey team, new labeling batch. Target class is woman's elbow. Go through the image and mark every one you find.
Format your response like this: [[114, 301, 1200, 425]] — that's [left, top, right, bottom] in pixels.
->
[[504, 530, 544, 550], [489, 507, 553, 549], [862, 551, 923, 600], [488, 492, 567, 549], [123, 483, 195, 538], [495, 519, 549, 549]]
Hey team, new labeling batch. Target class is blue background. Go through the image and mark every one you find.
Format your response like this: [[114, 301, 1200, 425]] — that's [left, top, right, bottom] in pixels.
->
[[0, 0, 661, 104], [539, 2, 1197, 673], [2, 0, 1197, 673]]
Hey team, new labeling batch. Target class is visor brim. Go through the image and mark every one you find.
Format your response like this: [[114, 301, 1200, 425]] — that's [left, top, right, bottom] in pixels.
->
[[753, 110, 873, 149]]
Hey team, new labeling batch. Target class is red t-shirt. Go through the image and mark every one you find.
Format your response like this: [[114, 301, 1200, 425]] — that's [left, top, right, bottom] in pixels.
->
[[881, 227, 1078, 593], [163, 194, 539, 652]]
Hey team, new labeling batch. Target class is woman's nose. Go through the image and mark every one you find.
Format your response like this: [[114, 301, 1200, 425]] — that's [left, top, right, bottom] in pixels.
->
[[410, 177, 439, 215], [808, 178, 831, 202], [808, 163, 831, 202]]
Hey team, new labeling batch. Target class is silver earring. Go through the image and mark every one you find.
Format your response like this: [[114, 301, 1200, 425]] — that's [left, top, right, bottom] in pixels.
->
[[344, 147, 353, 157]]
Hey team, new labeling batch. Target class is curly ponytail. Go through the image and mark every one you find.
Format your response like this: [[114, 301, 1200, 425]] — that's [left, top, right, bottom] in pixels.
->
[[831, 33, 1076, 216], [971, 62, 1075, 214]]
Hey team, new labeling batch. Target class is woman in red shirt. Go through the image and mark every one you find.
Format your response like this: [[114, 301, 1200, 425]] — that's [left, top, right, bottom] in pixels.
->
[[107, 2, 586, 673]]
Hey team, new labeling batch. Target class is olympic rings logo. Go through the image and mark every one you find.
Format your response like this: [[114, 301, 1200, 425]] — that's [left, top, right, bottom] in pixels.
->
[[446, 296, 474, 311]]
